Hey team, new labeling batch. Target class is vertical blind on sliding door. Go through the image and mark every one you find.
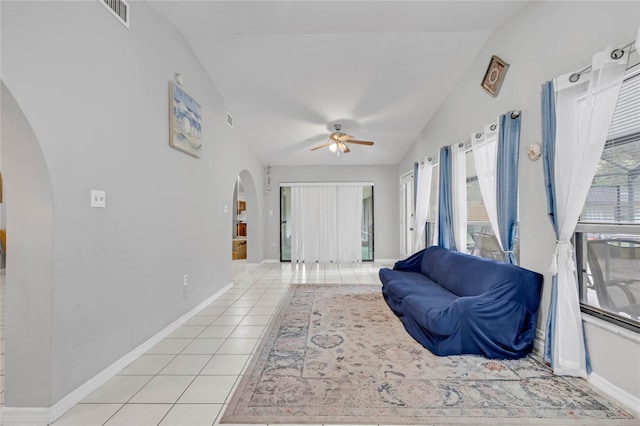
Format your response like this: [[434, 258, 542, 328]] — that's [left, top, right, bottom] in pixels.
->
[[290, 185, 364, 263]]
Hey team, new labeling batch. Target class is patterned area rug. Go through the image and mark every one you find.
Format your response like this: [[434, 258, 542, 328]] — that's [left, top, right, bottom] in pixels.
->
[[222, 284, 635, 425]]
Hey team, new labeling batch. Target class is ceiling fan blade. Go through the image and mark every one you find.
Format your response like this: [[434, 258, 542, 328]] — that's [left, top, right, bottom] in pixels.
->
[[339, 142, 350, 153], [337, 134, 354, 141], [330, 133, 340, 142], [345, 140, 374, 146], [310, 142, 332, 151]]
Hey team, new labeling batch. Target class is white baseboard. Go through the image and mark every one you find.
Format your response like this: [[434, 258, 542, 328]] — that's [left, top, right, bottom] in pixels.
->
[[374, 258, 397, 264], [589, 372, 640, 416], [263, 259, 394, 265], [0, 282, 234, 425], [533, 326, 546, 356], [532, 323, 639, 415]]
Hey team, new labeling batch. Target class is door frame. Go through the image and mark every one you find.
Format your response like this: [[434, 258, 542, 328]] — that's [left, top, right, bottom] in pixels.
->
[[399, 170, 415, 257]]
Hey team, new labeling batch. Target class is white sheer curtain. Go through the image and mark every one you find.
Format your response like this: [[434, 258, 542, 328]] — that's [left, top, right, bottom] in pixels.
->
[[290, 185, 363, 263], [337, 186, 363, 262], [551, 47, 628, 377], [471, 123, 503, 249], [291, 186, 333, 262], [317, 186, 338, 262], [430, 163, 439, 247], [451, 142, 468, 253], [413, 157, 434, 252]]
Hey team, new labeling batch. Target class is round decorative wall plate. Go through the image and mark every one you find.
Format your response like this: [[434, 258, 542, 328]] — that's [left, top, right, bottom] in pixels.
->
[[527, 143, 542, 161]]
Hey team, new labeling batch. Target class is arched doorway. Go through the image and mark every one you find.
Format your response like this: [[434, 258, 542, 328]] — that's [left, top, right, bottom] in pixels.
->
[[232, 176, 247, 260], [232, 170, 260, 264], [1, 81, 55, 409]]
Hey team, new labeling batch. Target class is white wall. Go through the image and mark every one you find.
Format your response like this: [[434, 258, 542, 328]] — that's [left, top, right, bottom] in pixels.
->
[[398, 0, 640, 405], [2, 0, 638, 413], [1, 1, 264, 407], [263, 165, 400, 261], [1, 82, 54, 407]]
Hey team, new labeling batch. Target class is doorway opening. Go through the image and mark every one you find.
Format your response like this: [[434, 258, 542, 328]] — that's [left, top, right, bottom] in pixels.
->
[[0, 169, 4, 410], [232, 175, 247, 260], [400, 171, 414, 258], [280, 184, 374, 262]]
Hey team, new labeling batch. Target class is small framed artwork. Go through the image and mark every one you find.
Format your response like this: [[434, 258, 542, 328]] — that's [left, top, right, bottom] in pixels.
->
[[481, 55, 509, 97], [169, 81, 202, 158]]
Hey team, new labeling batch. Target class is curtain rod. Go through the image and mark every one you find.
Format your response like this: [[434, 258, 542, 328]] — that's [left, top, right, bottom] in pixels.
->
[[570, 41, 636, 82]]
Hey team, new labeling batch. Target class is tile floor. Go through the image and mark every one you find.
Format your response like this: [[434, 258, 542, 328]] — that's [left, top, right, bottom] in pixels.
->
[[51, 260, 390, 426]]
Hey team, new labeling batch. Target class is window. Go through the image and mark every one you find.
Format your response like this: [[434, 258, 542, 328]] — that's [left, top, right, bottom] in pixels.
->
[[576, 64, 640, 330], [425, 163, 439, 247], [465, 149, 520, 261]]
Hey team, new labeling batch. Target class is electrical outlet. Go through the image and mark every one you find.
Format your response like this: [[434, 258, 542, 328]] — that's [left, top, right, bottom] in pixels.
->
[[183, 274, 188, 286], [270, 242, 277, 247], [183, 274, 189, 299]]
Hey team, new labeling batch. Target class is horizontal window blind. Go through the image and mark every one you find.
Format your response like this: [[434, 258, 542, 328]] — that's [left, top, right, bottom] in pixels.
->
[[466, 150, 491, 222], [428, 164, 439, 221], [581, 68, 640, 224], [608, 65, 640, 142]]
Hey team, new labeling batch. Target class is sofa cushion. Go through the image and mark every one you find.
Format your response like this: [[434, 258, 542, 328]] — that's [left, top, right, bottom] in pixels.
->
[[380, 268, 458, 316], [380, 269, 458, 315]]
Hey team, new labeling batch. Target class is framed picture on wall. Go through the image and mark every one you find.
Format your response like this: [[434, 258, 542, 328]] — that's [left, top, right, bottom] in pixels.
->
[[169, 81, 202, 158], [481, 55, 509, 97]]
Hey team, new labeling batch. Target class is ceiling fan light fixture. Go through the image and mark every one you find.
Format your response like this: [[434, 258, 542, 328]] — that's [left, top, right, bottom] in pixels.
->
[[309, 122, 374, 156]]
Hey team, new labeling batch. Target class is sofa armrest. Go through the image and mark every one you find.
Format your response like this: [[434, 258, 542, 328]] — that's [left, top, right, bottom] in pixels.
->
[[452, 295, 538, 357], [393, 248, 426, 272]]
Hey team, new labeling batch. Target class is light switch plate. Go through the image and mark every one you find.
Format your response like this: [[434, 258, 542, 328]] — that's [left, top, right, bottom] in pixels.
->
[[91, 190, 106, 208]]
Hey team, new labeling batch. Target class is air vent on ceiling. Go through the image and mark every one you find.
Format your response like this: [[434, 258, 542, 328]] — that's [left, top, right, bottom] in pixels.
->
[[226, 112, 234, 128], [99, 0, 130, 29]]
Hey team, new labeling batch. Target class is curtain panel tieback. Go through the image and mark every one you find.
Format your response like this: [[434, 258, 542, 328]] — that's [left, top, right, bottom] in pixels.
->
[[550, 240, 575, 275]]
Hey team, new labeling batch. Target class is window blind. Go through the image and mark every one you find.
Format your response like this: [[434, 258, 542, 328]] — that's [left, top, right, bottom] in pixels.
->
[[581, 67, 640, 224], [466, 150, 490, 222], [608, 65, 640, 142]]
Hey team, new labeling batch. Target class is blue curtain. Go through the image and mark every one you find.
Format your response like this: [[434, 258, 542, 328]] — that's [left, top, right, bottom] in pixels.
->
[[438, 146, 456, 250], [496, 112, 521, 265], [541, 81, 558, 366]]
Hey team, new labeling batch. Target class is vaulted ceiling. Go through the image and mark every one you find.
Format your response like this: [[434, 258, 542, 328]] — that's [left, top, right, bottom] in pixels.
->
[[150, 1, 528, 165]]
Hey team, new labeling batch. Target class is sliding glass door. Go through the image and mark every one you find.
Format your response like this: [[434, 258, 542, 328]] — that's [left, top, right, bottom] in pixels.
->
[[362, 186, 374, 261], [280, 184, 374, 262], [280, 186, 291, 262]]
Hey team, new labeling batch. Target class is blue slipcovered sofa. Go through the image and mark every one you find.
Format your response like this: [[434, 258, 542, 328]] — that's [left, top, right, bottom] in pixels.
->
[[379, 246, 543, 359]]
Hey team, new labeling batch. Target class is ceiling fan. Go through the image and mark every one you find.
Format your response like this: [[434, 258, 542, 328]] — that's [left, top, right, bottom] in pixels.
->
[[310, 124, 374, 155]]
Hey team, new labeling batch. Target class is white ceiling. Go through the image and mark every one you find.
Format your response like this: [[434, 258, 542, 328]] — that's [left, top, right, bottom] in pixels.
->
[[150, 1, 528, 166]]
